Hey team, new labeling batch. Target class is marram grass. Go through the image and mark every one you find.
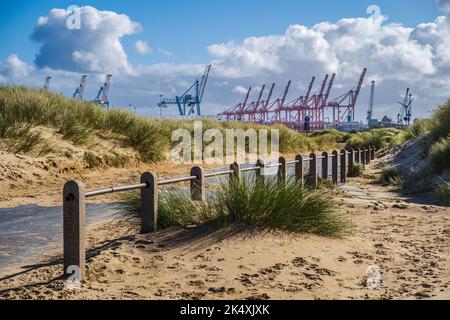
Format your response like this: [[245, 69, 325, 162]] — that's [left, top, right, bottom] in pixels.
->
[[116, 178, 351, 237]]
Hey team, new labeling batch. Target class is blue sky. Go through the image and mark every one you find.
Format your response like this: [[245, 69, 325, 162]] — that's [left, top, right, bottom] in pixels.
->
[[0, 0, 449, 120], [0, 0, 441, 66]]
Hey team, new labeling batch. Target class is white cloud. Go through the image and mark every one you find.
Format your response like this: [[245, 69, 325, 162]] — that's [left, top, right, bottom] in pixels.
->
[[0, 54, 31, 80], [3, 4, 450, 121], [437, 0, 450, 14], [134, 40, 150, 55], [31, 6, 140, 75]]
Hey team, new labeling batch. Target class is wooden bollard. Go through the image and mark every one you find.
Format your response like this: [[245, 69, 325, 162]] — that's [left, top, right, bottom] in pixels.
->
[[229, 162, 241, 185], [278, 157, 287, 187], [141, 172, 158, 233], [332, 150, 338, 184], [355, 148, 360, 164], [340, 149, 347, 183], [63, 180, 86, 281], [295, 155, 304, 186], [365, 148, 370, 164], [190, 166, 205, 201], [348, 149, 354, 177], [361, 148, 366, 165], [256, 159, 265, 186], [370, 146, 375, 160], [321, 152, 328, 180], [308, 153, 317, 188]]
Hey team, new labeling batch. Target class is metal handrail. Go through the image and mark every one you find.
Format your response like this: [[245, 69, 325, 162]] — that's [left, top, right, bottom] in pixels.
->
[[204, 170, 233, 178], [158, 176, 197, 186], [85, 183, 147, 198], [241, 166, 261, 172]]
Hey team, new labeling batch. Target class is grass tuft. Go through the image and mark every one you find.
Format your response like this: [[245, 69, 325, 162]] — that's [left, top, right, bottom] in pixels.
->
[[348, 163, 364, 177], [117, 178, 351, 237], [380, 167, 403, 186]]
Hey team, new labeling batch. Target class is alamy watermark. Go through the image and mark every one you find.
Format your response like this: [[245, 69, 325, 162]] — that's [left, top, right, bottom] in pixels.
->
[[66, 5, 81, 30], [170, 121, 280, 170], [366, 265, 382, 290], [65, 265, 82, 290]]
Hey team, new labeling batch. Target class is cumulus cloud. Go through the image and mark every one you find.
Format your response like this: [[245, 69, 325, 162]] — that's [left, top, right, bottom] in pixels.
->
[[134, 40, 150, 55], [0, 54, 31, 80], [31, 6, 140, 74], [3, 4, 450, 120], [437, 0, 450, 14]]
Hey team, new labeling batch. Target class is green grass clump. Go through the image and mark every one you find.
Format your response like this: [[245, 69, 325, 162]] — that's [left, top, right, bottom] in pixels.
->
[[117, 190, 212, 230], [429, 136, 450, 174], [117, 178, 350, 237], [380, 167, 403, 186], [404, 119, 431, 140], [430, 99, 450, 142], [348, 163, 364, 177], [346, 128, 404, 150], [435, 180, 450, 203]]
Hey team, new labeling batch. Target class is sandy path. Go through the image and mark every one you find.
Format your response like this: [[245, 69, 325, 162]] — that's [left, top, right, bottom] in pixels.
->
[[0, 160, 449, 300]]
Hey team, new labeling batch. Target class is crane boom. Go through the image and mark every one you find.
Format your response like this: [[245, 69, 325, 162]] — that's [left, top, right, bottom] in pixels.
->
[[305, 77, 315, 102], [323, 73, 335, 105], [199, 65, 211, 102]]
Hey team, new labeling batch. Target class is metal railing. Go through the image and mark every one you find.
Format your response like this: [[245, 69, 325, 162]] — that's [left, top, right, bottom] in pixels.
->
[[63, 146, 379, 280]]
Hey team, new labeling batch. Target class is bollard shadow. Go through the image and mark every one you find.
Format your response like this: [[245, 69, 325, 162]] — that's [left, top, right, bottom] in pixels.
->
[[151, 221, 262, 252], [0, 234, 135, 296]]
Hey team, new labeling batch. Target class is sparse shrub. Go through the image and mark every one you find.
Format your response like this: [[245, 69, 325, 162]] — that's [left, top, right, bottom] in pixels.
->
[[404, 118, 431, 140], [348, 163, 364, 177], [430, 99, 450, 142], [83, 151, 102, 169], [380, 167, 402, 185], [429, 136, 450, 174], [346, 128, 404, 150], [435, 180, 450, 203]]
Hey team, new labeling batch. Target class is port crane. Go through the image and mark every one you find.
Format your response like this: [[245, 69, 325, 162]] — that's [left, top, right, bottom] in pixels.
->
[[158, 65, 211, 116], [367, 80, 375, 123], [43, 76, 51, 91], [397, 88, 414, 125], [73, 75, 87, 100], [95, 75, 112, 108]]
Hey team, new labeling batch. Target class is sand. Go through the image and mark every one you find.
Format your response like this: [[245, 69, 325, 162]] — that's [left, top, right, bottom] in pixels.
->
[[1, 156, 450, 300]]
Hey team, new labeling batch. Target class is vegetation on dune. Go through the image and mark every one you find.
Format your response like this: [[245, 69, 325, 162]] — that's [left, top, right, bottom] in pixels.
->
[[380, 167, 403, 186], [0, 86, 406, 165], [117, 178, 350, 237], [345, 128, 405, 150], [347, 163, 364, 177], [435, 180, 450, 203]]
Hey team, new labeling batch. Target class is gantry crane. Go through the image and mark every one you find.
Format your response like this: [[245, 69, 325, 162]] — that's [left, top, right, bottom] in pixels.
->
[[73, 75, 87, 100], [397, 88, 414, 125], [367, 80, 375, 123], [43, 76, 51, 91], [158, 65, 211, 116], [95, 75, 112, 108]]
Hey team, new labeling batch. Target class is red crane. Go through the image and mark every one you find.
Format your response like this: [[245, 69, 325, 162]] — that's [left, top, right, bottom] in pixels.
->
[[218, 68, 367, 132]]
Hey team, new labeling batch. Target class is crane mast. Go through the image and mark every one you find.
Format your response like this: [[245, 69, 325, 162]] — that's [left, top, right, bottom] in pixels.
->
[[367, 80, 375, 122], [158, 65, 212, 116], [43, 76, 51, 92], [73, 75, 87, 100], [95, 75, 113, 108]]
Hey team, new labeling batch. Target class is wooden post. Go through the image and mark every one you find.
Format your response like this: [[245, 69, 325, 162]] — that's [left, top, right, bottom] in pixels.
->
[[278, 156, 287, 187], [63, 180, 86, 281], [332, 150, 338, 185], [190, 166, 205, 201], [308, 153, 317, 188], [370, 146, 375, 160], [355, 148, 360, 164], [229, 162, 241, 185], [348, 149, 354, 177], [321, 152, 328, 180], [256, 159, 265, 186], [340, 149, 347, 183], [295, 155, 304, 185], [365, 148, 370, 164], [361, 147, 366, 166], [141, 172, 158, 233]]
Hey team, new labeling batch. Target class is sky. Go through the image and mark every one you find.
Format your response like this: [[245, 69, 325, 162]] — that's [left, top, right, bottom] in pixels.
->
[[0, 0, 449, 121]]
